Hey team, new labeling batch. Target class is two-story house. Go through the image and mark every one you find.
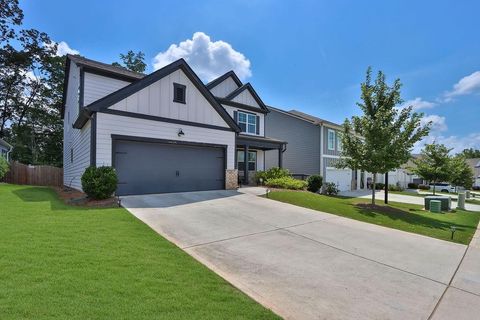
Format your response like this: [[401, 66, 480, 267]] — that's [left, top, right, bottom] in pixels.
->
[[62, 55, 285, 195]]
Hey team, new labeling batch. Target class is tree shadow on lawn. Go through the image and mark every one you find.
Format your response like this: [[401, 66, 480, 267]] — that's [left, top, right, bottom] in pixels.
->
[[353, 203, 472, 233], [12, 186, 98, 212]]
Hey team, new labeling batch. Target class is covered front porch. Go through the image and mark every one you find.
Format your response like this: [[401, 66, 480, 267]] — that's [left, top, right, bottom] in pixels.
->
[[236, 134, 287, 185]]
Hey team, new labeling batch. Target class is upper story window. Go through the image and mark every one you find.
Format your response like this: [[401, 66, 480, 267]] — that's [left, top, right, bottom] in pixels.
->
[[173, 83, 186, 104], [337, 132, 343, 151], [237, 111, 257, 134], [327, 129, 335, 150]]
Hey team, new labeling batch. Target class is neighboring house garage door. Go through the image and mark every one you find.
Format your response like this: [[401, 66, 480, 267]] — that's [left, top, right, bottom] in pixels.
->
[[113, 138, 225, 196], [325, 168, 352, 191]]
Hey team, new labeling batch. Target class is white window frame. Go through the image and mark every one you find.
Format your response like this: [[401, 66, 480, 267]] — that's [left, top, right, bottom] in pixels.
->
[[238, 111, 257, 135], [336, 132, 342, 151], [327, 129, 335, 151]]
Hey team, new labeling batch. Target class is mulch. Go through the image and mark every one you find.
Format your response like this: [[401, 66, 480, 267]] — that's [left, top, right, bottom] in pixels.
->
[[53, 186, 119, 208]]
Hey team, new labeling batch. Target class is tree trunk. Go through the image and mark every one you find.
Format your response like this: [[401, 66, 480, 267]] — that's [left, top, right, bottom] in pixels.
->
[[372, 173, 376, 205], [384, 172, 389, 204]]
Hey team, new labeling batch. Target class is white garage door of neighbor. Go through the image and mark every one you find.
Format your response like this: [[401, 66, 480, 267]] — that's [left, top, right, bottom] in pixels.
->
[[326, 168, 352, 191]]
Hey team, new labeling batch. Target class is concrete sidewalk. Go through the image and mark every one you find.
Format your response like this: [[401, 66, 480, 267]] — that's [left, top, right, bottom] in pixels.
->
[[341, 189, 480, 211], [121, 189, 480, 320]]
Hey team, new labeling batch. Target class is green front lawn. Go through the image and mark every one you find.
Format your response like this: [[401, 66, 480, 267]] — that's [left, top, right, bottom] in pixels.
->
[[267, 190, 480, 245], [390, 190, 480, 204], [0, 184, 279, 320]]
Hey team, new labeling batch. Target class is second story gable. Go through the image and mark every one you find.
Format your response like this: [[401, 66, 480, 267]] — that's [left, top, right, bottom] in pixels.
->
[[207, 71, 270, 137]]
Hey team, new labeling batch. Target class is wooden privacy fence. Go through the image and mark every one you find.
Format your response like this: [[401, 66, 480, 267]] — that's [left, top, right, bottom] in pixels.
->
[[3, 161, 63, 187]]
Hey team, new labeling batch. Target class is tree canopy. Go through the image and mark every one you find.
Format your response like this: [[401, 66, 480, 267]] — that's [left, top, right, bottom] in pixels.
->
[[412, 143, 451, 194], [112, 50, 146, 73], [340, 67, 430, 204]]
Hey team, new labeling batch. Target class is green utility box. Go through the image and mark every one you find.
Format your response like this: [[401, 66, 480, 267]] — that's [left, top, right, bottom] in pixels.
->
[[429, 200, 442, 213], [425, 196, 451, 211]]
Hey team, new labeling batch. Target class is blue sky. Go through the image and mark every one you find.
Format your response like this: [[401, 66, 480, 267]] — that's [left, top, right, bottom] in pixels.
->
[[22, 0, 480, 153]]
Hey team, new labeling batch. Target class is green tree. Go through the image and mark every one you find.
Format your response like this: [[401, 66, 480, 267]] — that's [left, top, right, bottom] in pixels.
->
[[412, 143, 451, 195], [112, 50, 146, 73], [459, 148, 480, 159], [340, 68, 430, 204], [449, 155, 474, 190], [0, 0, 64, 166]]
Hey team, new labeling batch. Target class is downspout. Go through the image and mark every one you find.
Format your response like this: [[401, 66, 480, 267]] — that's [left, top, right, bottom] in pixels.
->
[[6, 144, 12, 162]]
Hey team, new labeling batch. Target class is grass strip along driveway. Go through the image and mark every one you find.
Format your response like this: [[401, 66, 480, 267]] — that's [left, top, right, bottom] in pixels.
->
[[0, 184, 279, 320], [267, 190, 480, 245]]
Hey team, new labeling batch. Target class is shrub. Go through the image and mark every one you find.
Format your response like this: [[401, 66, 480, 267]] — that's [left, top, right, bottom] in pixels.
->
[[81, 166, 118, 200], [418, 184, 430, 190], [323, 182, 339, 196], [388, 184, 403, 191], [307, 175, 323, 193], [255, 167, 290, 184], [374, 182, 385, 190], [265, 177, 307, 190], [0, 157, 9, 180], [407, 183, 418, 189]]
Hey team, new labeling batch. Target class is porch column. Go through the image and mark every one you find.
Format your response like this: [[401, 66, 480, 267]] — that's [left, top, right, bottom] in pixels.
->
[[244, 144, 249, 184], [278, 146, 283, 168]]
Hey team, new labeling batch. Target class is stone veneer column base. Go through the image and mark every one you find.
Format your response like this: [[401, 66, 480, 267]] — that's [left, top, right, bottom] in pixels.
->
[[225, 169, 238, 189]]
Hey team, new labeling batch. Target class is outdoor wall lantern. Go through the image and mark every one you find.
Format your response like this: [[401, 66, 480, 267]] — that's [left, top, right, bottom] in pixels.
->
[[178, 129, 185, 137]]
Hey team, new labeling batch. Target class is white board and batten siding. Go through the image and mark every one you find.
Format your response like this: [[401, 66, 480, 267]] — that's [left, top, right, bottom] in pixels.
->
[[232, 89, 261, 109], [63, 62, 91, 190], [83, 72, 132, 106], [110, 69, 229, 129], [209, 77, 240, 98], [222, 104, 265, 136], [95, 113, 236, 169]]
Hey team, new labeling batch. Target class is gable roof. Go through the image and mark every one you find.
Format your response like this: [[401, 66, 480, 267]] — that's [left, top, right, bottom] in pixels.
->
[[288, 110, 342, 129], [205, 71, 243, 90], [74, 58, 240, 132], [466, 158, 480, 170], [224, 83, 269, 113], [67, 54, 145, 81], [61, 54, 146, 118]]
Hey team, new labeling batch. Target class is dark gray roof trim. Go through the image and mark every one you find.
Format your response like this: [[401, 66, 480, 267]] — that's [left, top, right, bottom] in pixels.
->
[[206, 70, 243, 89], [75, 59, 240, 132], [237, 134, 286, 144], [60, 57, 71, 118], [288, 110, 342, 128], [217, 98, 268, 114], [67, 54, 144, 81], [224, 83, 269, 113]]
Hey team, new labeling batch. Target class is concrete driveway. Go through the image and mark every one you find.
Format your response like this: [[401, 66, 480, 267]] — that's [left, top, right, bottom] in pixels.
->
[[121, 189, 480, 320]]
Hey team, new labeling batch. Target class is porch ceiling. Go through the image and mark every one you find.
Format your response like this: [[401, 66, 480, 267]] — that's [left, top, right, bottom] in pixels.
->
[[237, 134, 287, 150]]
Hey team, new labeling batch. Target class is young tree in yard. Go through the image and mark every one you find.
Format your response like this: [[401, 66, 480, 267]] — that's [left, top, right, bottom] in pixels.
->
[[449, 155, 474, 190], [112, 50, 146, 73], [340, 68, 430, 204], [412, 143, 452, 195]]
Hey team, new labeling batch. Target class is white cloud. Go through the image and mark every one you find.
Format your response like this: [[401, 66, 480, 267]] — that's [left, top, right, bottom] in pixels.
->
[[444, 71, 480, 100], [46, 41, 79, 56], [414, 133, 480, 154], [152, 32, 252, 82], [421, 114, 447, 133], [400, 97, 436, 111]]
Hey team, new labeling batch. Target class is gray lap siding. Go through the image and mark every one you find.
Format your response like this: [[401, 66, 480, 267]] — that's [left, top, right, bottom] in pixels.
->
[[265, 109, 321, 175]]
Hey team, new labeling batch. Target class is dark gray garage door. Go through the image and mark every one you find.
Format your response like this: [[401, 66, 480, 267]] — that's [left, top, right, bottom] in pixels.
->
[[113, 139, 225, 196]]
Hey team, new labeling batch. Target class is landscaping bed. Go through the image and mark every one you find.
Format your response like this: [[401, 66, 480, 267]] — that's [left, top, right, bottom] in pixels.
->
[[267, 190, 480, 245], [0, 184, 279, 319], [53, 186, 119, 207]]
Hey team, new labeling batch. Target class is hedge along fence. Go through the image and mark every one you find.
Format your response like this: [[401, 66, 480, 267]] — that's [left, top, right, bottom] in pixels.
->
[[2, 161, 63, 187]]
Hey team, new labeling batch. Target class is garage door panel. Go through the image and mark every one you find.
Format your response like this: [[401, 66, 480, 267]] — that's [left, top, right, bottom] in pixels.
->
[[114, 140, 225, 195], [326, 168, 352, 192]]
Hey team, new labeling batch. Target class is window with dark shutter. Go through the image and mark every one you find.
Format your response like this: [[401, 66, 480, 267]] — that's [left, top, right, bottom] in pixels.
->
[[173, 83, 186, 104]]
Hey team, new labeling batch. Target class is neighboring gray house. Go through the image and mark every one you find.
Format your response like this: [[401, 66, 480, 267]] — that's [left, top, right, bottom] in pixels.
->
[[265, 107, 418, 191], [0, 138, 12, 161], [62, 55, 285, 195], [466, 158, 480, 188], [265, 107, 364, 191]]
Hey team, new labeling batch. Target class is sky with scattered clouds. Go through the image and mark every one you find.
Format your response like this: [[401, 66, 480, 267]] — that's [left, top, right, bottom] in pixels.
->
[[21, 0, 480, 154]]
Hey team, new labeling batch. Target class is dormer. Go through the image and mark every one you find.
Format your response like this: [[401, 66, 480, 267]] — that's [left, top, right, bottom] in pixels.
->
[[207, 71, 269, 137]]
